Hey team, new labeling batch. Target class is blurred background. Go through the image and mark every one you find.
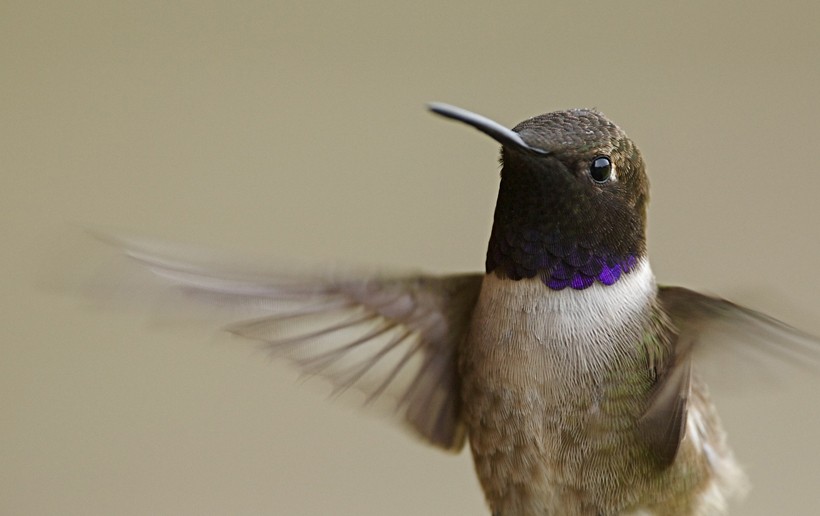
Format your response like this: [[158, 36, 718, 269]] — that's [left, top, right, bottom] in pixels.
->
[[4, 1, 820, 514]]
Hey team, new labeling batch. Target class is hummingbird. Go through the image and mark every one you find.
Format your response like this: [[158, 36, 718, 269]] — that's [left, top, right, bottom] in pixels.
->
[[103, 103, 820, 515]]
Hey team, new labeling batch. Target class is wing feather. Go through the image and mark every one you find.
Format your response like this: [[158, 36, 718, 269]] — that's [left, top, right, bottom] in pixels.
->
[[641, 286, 820, 466], [660, 286, 820, 374], [100, 234, 483, 450]]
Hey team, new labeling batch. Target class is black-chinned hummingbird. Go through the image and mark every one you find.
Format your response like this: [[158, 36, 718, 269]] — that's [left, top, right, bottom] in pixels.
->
[[103, 103, 820, 515]]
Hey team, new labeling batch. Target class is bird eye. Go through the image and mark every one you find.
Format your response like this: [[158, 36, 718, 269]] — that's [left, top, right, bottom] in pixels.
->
[[589, 156, 612, 183]]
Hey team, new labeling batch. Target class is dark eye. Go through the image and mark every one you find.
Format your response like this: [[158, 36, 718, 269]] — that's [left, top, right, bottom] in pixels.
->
[[589, 156, 612, 183]]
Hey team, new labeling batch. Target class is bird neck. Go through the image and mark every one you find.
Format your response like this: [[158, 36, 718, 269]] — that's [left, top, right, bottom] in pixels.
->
[[485, 224, 643, 290]]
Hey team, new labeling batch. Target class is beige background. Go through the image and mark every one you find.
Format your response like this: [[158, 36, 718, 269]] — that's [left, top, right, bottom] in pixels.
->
[[4, 1, 820, 514]]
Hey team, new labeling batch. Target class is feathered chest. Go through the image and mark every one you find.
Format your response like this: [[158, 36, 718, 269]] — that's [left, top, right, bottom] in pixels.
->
[[458, 259, 665, 514], [462, 259, 657, 399]]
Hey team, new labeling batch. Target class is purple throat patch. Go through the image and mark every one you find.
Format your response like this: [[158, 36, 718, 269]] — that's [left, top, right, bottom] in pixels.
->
[[538, 254, 638, 290]]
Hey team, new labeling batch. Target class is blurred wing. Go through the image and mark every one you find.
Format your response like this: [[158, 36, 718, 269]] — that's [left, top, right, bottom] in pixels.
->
[[103, 235, 483, 451], [640, 286, 820, 466], [638, 341, 691, 468], [659, 286, 820, 373]]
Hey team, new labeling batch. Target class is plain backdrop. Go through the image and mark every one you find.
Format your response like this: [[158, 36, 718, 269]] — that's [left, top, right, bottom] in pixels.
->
[[4, 1, 820, 514]]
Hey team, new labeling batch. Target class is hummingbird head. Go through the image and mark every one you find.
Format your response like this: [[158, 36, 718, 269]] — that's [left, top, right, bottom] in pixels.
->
[[430, 103, 648, 290]]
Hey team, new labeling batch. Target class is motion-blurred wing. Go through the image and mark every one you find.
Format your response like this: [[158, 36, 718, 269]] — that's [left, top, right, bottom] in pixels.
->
[[103, 235, 483, 451], [640, 286, 820, 466], [640, 286, 820, 465], [659, 286, 820, 372]]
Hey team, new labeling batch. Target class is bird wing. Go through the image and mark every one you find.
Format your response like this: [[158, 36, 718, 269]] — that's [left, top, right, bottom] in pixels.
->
[[640, 286, 820, 466], [98, 234, 483, 451], [659, 286, 820, 374]]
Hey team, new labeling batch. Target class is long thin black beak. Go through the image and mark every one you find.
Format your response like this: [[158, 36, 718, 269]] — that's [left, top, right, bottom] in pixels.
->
[[428, 102, 548, 155]]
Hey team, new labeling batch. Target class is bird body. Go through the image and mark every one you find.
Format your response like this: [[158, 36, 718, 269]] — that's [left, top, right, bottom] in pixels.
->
[[462, 265, 742, 515], [101, 103, 820, 515]]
